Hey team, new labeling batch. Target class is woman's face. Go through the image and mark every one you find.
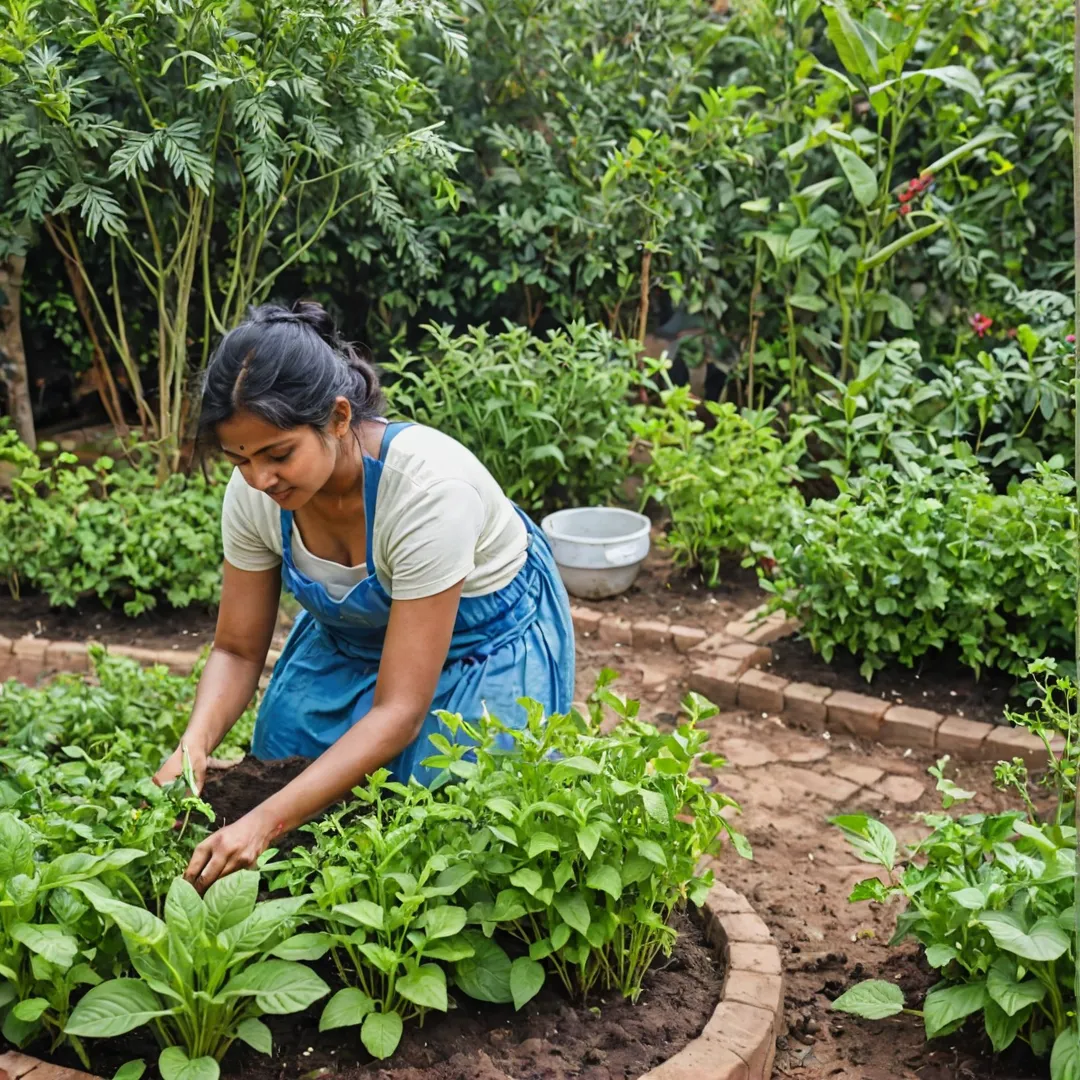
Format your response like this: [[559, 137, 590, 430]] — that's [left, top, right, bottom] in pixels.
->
[[217, 405, 350, 511]]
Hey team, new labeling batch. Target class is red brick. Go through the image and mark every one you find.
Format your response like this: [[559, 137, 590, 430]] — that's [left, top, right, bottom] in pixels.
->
[[19, 1064, 99, 1080], [723, 970, 784, 1016], [0, 634, 15, 680], [826, 690, 890, 738], [671, 625, 707, 652], [689, 658, 742, 707], [13, 635, 48, 683], [706, 882, 753, 915], [984, 726, 1049, 769], [783, 682, 831, 730], [736, 669, 788, 714], [632, 619, 671, 650], [570, 606, 603, 637], [770, 765, 860, 803], [0, 1054, 45, 1080], [597, 615, 632, 647], [725, 607, 768, 639], [716, 641, 772, 675], [881, 705, 943, 750], [936, 715, 991, 758], [879, 775, 926, 805], [829, 760, 885, 788], [689, 631, 736, 655], [728, 941, 782, 976], [702, 1001, 777, 1080], [742, 615, 798, 645], [720, 912, 772, 945], [44, 640, 89, 674], [644, 1041, 749, 1080]]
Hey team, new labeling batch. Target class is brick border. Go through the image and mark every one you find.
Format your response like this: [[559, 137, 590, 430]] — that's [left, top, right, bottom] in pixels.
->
[[643, 881, 782, 1080], [0, 883, 780, 1080], [3, 600, 1043, 765]]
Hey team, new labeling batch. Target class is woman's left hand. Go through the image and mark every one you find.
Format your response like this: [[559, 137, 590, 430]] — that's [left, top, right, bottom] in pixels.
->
[[184, 810, 275, 893]]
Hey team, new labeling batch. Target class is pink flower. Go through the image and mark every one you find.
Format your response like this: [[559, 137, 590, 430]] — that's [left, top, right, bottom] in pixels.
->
[[1067, 334, 1076, 344], [969, 313, 993, 338]]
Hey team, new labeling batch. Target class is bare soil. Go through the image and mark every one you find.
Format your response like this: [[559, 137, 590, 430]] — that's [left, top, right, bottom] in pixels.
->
[[765, 634, 1022, 727]]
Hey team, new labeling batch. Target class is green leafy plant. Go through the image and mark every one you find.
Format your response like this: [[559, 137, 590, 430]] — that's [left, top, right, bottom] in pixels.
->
[[761, 462, 1076, 677], [66, 873, 329, 1080], [384, 321, 651, 512], [635, 386, 804, 585]]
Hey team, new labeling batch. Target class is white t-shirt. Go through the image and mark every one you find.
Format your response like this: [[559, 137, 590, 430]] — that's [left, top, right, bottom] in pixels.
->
[[220, 425, 528, 601]]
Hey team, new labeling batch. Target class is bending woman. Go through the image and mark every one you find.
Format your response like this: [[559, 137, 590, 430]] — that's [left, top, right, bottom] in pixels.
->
[[154, 301, 575, 889]]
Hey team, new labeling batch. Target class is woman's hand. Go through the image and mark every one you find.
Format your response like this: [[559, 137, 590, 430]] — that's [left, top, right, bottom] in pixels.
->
[[184, 808, 276, 893], [153, 740, 208, 795]]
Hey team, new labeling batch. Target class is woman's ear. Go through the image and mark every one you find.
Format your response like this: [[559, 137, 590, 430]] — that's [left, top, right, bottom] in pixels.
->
[[329, 396, 353, 438]]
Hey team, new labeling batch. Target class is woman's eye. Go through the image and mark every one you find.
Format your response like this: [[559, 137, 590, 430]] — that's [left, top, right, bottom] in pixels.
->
[[269, 452, 292, 463]]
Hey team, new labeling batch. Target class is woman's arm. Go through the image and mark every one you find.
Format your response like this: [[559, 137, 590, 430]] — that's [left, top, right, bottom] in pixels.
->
[[154, 560, 280, 791], [182, 579, 463, 890]]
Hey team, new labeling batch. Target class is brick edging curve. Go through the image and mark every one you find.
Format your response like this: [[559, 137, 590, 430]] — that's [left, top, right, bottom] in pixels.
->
[[0, 882, 781, 1080], [0, 600, 1043, 765]]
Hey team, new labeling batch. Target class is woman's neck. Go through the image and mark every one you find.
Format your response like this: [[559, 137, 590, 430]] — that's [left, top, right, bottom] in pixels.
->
[[313, 421, 382, 505]]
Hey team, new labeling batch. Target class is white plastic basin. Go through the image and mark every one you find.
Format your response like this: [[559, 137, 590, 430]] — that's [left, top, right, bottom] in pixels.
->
[[541, 507, 651, 600]]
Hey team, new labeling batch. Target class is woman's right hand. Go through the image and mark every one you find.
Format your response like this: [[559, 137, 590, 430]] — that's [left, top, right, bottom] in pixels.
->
[[154, 740, 208, 796]]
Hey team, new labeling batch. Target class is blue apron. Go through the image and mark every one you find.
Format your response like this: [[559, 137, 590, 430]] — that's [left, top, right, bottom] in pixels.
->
[[251, 422, 575, 786]]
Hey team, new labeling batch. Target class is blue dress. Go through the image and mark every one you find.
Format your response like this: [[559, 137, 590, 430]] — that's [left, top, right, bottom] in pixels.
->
[[251, 422, 575, 786]]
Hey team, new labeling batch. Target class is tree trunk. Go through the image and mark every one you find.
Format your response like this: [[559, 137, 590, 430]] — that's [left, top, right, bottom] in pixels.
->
[[0, 254, 35, 449]]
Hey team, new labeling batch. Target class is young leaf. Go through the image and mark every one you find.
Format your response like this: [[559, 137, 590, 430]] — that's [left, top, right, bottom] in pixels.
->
[[12, 998, 50, 1022], [831, 980, 904, 1020], [453, 933, 513, 1003], [420, 906, 467, 941], [112, 1061, 146, 1080], [586, 864, 623, 901], [270, 933, 335, 961], [65, 979, 170, 1037], [164, 879, 206, 941], [983, 999, 1024, 1054], [923, 983, 987, 1039], [333, 899, 386, 930], [158, 1047, 219, 1080], [509, 868, 544, 896], [235, 1017, 273, 1056], [220, 960, 330, 1014], [831, 144, 878, 208], [320, 987, 375, 1032], [553, 891, 591, 935], [978, 913, 1069, 962], [510, 956, 545, 1011], [362, 1010, 404, 1060], [397, 964, 448, 1012], [986, 957, 1047, 1016], [204, 871, 259, 934]]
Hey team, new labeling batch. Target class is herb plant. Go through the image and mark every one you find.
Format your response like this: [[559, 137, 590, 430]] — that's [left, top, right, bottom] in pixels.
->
[[66, 873, 329, 1080]]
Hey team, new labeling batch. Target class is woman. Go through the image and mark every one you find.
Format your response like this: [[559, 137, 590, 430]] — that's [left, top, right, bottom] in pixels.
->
[[154, 301, 575, 890]]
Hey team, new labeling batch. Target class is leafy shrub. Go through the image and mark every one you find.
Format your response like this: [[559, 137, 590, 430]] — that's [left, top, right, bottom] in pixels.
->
[[67, 873, 329, 1080], [383, 322, 648, 512], [0, 433, 226, 614], [635, 387, 804, 585], [831, 665, 1078, 1069], [762, 463, 1076, 678]]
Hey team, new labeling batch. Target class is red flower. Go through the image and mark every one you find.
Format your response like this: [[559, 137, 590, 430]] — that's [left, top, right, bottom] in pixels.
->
[[969, 313, 993, 338], [899, 204, 911, 216], [898, 189, 913, 204]]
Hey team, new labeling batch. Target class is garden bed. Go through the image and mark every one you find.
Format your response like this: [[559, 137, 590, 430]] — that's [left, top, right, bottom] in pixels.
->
[[763, 634, 1021, 727]]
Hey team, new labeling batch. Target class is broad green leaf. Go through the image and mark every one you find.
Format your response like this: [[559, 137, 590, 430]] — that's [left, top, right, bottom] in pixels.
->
[[586, 865, 622, 901], [357, 943, 398, 974], [830, 979, 904, 1020], [362, 1010, 403, 1060], [924, 982, 987, 1039], [320, 987, 375, 1031], [510, 868, 544, 896], [640, 790, 669, 827], [635, 838, 667, 867], [832, 144, 878, 208], [823, 2, 878, 81], [1052, 1028, 1080, 1080], [220, 896, 308, 954], [454, 933, 513, 1003], [924, 944, 958, 969], [164, 878, 205, 941], [986, 957, 1047, 1016], [12, 997, 50, 1022], [528, 832, 560, 858], [0, 814, 34, 880], [554, 891, 590, 935], [397, 964, 447, 1012], [510, 956, 545, 1011], [236, 1017, 272, 1056], [66, 979, 169, 1037], [204, 871, 259, 934], [11, 924, 80, 968], [421, 935, 475, 963], [576, 824, 601, 860], [271, 933, 335, 961], [220, 960, 329, 1014], [112, 1061, 146, 1080], [333, 899, 385, 930], [984, 999, 1024, 1054], [158, 1047, 219, 1080], [978, 912, 1069, 962], [421, 906, 467, 941]]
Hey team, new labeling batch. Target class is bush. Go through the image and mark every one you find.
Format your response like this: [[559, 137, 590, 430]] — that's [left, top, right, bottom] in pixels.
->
[[0, 433, 225, 614], [383, 321, 648, 512], [762, 463, 1076, 678], [635, 387, 804, 585], [830, 665, 1078, 1065]]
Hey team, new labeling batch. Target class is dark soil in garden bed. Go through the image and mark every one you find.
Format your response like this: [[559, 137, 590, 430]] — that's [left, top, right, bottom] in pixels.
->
[[764, 634, 1022, 726], [25, 907, 722, 1080], [0, 591, 220, 650]]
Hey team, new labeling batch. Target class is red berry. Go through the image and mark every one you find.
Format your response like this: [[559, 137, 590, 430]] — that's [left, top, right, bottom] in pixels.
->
[[899, 204, 911, 216]]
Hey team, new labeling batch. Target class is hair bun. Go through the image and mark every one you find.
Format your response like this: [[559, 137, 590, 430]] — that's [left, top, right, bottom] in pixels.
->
[[290, 299, 338, 344]]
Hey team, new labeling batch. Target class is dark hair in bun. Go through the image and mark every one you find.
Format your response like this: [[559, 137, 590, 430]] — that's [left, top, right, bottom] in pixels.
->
[[199, 300, 384, 443]]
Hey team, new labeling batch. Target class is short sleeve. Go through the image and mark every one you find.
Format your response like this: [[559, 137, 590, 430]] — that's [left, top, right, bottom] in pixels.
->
[[378, 479, 485, 600], [221, 471, 283, 572]]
